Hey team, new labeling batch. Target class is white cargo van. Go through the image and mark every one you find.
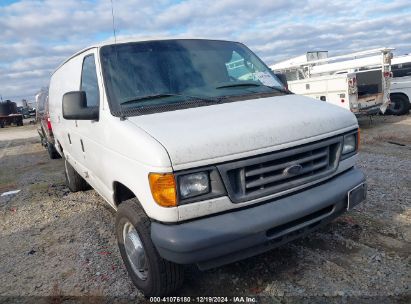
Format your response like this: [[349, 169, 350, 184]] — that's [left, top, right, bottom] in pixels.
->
[[49, 39, 366, 296]]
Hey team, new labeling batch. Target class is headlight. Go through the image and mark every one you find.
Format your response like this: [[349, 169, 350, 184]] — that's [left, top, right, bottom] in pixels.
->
[[149, 169, 225, 206], [178, 172, 210, 199], [342, 134, 356, 154]]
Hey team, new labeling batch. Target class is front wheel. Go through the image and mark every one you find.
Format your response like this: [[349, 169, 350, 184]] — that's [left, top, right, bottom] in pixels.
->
[[116, 200, 184, 297]]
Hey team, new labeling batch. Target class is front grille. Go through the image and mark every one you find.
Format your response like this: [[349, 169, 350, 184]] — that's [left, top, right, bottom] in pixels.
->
[[217, 136, 342, 203]]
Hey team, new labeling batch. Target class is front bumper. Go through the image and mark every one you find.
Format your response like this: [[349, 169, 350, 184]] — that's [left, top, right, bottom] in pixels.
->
[[352, 102, 382, 116], [151, 168, 366, 270]]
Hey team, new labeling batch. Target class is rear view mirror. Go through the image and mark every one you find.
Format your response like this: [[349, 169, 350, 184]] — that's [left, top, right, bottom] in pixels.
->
[[62, 91, 98, 120]]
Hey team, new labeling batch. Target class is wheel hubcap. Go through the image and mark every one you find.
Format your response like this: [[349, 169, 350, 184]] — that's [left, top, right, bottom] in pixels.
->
[[123, 222, 148, 280]]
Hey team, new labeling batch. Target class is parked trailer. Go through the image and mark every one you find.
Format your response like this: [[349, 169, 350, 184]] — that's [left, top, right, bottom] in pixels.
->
[[271, 48, 393, 116], [0, 114, 24, 128], [0, 100, 23, 128]]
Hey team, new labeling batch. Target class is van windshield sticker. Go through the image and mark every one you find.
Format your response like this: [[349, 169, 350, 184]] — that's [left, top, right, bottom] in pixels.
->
[[253, 72, 278, 87]]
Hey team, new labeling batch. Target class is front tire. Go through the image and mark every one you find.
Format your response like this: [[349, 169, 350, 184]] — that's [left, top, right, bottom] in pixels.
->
[[116, 200, 184, 297], [64, 159, 90, 192]]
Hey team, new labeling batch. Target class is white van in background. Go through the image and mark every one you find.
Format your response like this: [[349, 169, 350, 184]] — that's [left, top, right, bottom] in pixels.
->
[[49, 39, 366, 296]]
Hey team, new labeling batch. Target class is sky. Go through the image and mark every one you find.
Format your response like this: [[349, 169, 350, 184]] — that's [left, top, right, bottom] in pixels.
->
[[1, 0, 410, 102]]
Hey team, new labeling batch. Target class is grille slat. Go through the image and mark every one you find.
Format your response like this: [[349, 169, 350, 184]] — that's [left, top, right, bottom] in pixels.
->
[[245, 158, 329, 189], [245, 149, 328, 178], [217, 136, 343, 203]]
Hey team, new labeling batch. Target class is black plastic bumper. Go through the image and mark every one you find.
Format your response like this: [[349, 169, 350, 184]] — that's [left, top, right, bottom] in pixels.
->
[[151, 168, 366, 270], [353, 103, 382, 116]]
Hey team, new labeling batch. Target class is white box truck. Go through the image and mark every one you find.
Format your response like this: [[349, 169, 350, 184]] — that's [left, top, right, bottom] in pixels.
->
[[271, 49, 393, 116], [48, 39, 366, 296]]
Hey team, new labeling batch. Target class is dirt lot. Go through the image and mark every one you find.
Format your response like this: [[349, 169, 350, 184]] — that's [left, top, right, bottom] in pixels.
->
[[0, 115, 410, 303]]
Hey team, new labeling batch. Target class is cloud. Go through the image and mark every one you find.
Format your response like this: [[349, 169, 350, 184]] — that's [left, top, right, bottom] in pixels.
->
[[0, 0, 410, 100]]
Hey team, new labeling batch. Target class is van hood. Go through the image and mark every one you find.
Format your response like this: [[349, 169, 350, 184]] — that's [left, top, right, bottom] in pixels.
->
[[127, 95, 358, 170]]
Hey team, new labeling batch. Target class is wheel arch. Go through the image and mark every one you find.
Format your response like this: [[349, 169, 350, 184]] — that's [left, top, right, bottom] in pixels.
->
[[56, 139, 64, 157], [113, 181, 140, 206], [390, 92, 410, 102]]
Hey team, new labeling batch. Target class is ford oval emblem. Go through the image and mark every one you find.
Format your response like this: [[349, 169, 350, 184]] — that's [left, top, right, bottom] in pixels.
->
[[283, 164, 303, 176]]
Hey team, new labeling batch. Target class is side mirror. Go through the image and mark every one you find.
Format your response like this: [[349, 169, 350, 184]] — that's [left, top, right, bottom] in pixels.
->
[[62, 91, 98, 120], [273, 73, 288, 87]]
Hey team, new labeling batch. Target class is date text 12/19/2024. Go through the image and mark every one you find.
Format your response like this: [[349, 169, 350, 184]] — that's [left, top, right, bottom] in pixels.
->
[[149, 296, 258, 303]]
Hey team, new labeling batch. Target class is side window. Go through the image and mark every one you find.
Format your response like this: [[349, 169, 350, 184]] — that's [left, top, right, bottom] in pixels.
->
[[392, 63, 411, 78], [81, 55, 99, 107]]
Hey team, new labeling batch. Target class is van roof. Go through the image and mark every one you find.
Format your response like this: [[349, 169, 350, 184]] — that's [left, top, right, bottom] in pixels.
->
[[52, 38, 237, 76]]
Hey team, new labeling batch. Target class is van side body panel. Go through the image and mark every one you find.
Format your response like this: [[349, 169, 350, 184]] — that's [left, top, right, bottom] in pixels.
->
[[49, 48, 178, 222]]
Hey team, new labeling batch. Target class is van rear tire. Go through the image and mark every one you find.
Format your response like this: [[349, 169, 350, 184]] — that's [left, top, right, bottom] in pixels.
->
[[64, 159, 90, 192], [47, 142, 61, 159], [116, 200, 184, 297]]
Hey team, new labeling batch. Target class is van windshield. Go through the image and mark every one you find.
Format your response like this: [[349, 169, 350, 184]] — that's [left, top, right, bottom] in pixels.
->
[[100, 39, 286, 116]]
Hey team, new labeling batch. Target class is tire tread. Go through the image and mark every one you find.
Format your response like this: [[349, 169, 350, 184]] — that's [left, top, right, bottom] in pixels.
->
[[387, 94, 410, 115], [116, 200, 184, 297], [64, 159, 90, 192]]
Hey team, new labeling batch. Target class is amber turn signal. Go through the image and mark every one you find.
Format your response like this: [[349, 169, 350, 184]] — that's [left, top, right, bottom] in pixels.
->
[[148, 173, 177, 207]]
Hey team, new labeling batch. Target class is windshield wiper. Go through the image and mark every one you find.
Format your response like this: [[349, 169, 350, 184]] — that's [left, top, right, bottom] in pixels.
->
[[120, 93, 179, 105], [216, 81, 291, 95], [267, 86, 292, 94], [120, 93, 223, 107], [215, 82, 261, 89]]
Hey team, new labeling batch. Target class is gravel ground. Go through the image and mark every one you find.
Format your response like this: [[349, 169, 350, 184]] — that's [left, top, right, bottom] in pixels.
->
[[0, 115, 410, 303]]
